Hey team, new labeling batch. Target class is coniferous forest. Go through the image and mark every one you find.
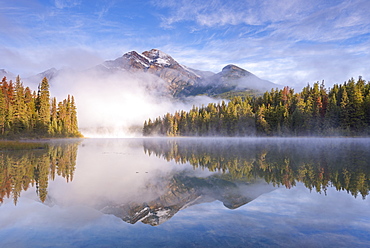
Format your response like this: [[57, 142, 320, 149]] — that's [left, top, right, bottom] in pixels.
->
[[143, 77, 370, 136], [0, 76, 82, 138]]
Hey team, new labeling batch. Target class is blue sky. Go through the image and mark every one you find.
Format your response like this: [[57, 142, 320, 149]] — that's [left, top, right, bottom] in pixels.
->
[[1, 0, 370, 88]]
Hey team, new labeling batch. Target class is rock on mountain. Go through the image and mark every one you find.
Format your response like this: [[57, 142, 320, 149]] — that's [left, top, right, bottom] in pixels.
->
[[99, 49, 203, 97]]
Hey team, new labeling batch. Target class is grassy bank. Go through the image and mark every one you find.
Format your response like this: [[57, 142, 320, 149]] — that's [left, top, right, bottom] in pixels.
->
[[0, 140, 48, 151]]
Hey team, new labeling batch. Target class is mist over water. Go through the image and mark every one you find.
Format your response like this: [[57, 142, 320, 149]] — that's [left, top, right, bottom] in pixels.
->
[[45, 69, 217, 137]]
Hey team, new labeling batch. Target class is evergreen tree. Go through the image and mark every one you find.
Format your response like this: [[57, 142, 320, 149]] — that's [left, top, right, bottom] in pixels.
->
[[340, 87, 350, 131], [50, 97, 58, 135], [13, 75, 26, 133], [0, 84, 6, 135], [70, 96, 79, 136], [36, 77, 51, 133]]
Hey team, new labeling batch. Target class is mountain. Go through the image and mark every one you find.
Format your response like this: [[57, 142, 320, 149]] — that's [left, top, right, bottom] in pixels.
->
[[1, 68, 61, 88], [210, 64, 278, 91], [98, 49, 203, 97], [179, 64, 279, 97], [26, 68, 60, 86], [2, 49, 281, 98], [0, 69, 15, 81], [98, 49, 281, 97]]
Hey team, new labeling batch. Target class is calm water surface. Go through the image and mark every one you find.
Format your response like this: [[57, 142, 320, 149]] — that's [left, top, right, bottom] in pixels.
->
[[0, 138, 370, 247]]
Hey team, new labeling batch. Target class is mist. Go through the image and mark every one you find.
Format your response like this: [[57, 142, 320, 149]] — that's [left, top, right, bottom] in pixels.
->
[[48, 68, 216, 137]]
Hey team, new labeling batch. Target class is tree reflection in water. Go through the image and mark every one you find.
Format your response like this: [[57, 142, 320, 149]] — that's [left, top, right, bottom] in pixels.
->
[[0, 141, 79, 205], [143, 138, 370, 199]]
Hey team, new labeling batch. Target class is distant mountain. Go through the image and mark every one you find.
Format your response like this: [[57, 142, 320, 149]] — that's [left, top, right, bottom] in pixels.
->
[[97, 49, 203, 97], [98, 49, 281, 97], [179, 64, 279, 97], [26, 68, 59, 85], [2, 49, 281, 98], [1, 68, 60, 88], [0, 69, 15, 81]]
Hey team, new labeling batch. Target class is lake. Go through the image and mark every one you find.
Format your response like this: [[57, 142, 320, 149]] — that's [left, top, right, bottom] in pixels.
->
[[1, 138, 370, 247]]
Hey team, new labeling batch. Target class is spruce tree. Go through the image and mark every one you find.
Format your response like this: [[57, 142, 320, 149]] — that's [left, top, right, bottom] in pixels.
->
[[37, 77, 51, 133]]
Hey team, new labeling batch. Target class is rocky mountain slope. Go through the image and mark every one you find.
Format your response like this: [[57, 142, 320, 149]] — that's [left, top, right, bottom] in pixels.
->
[[179, 64, 279, 97], [97, 49, 204, 97], [96, 49, 280, 97]]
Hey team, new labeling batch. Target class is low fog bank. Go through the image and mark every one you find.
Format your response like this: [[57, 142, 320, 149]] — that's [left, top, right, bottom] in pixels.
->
[[48, 69, 216, 137]]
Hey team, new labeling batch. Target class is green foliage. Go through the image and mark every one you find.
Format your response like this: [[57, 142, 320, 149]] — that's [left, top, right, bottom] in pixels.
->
[[213, 89, 261, 100], [144, 77, 370, 136], [0, 76, 83, 138]]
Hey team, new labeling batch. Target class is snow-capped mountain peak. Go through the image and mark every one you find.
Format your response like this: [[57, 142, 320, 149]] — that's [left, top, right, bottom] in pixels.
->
[[142, 49, 177, 67]]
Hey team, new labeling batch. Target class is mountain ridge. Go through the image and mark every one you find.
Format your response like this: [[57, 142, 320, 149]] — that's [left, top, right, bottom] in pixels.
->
[[97, 49, 281, 97], [1, 49, 281, 97]]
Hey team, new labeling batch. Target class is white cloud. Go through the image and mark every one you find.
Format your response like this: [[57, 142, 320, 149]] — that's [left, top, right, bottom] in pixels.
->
[[1, 0, 370, 91], [155, 0, 370, 44], [54, 0, 81, 9], [0, 46, 105, 77]]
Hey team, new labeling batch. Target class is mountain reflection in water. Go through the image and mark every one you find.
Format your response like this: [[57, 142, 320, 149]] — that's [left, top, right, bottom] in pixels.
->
[[1, 138, 370, 228], [101, 174, 273, 226], [1, 138, 370, 247], [103, 137, 370, 226]]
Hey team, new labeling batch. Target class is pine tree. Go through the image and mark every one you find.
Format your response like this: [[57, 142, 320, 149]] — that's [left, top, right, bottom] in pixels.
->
[[50, 97, 58, 135], [340, 87, 350, 131], [70, 96, 80, 136], [256, 104, 270, 135], [13, 75, 26, 133], [36, 77, 51, 133], [0, 85, 6, 135]]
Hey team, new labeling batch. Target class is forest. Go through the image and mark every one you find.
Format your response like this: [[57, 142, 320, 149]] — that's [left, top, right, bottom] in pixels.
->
[[143, 77, 370, 136], [0, 76, 82, 138]]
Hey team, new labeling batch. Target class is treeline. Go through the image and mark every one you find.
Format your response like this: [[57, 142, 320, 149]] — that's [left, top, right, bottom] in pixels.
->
[[0, 142, 79, 204], [143, 77, 370, 136], [143, 139, 370, 199], [0, 76, 82, 138]]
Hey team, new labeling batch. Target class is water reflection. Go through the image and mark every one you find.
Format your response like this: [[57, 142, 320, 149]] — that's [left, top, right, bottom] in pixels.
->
[[2, 138, 370, 226], [143, 138, 370, 199], [101, 174, 273, 226], [0, 138, 369, 247], [0, 141, 79, 205]]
